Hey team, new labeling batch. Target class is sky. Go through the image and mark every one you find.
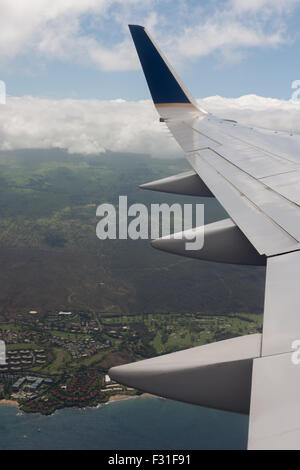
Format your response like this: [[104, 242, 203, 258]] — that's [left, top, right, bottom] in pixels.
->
[[0, 0, 300, 157]]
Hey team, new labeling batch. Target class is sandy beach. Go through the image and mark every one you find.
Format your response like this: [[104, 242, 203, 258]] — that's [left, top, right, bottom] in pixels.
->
[[0, 394, 155, 409], [108, 393, 154, 402], [0, 399, 19, 407]]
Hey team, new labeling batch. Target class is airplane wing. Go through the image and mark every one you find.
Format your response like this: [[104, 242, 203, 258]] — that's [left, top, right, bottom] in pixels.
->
[[109, 25, 300, 450]]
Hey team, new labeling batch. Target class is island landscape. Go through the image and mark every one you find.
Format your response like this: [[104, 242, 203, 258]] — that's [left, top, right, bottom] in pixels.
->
[[0, 149, 264, 416]]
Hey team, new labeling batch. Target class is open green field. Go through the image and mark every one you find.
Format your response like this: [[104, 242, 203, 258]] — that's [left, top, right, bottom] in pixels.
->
[[102, 312, 262, 356], [49, 330, 91, 341], [33, 348, 72, 375], [0, 323, 22, 332], [6, 342, 40, 351], [1, 310, 263, 377]]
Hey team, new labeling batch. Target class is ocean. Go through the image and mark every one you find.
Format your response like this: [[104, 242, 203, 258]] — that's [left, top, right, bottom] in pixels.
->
[[0, 397, 248, 450]]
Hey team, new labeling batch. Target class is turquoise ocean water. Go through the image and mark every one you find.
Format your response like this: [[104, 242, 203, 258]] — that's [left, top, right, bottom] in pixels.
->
[[0, 397, 248, 450]]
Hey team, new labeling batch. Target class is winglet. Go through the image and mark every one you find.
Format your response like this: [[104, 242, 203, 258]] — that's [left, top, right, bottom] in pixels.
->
[[129, 24, 199, 110]]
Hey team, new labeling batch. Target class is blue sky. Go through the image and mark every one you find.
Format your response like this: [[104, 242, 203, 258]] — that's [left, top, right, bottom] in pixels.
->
[[1, 0, 300, 101]]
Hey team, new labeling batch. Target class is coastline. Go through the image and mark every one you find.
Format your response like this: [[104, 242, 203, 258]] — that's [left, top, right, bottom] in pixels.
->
[[0, 399, 19, 407], [108, 393, 155, 402], [0, 393, 156, 411]]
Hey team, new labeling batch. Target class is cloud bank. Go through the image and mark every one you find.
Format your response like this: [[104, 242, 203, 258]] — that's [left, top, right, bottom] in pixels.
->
[[0, 94, 300, 157]]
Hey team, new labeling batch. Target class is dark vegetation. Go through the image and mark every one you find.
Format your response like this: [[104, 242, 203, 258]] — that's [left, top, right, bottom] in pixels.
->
[[0, 148, 265, 319]]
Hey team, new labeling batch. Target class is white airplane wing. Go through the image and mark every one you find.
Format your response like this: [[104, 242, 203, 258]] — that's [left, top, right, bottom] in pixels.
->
[[109, 25, 300, 450]]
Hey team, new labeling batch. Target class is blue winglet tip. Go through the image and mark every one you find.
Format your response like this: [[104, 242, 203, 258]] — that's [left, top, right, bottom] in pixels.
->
[[128, 24, 144, 32], [128, 24, 145, 37], [128, 23, 192, 106]]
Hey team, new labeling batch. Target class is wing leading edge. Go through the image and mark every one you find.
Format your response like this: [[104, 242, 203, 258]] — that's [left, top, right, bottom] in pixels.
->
[[109, 25, 300, 450]]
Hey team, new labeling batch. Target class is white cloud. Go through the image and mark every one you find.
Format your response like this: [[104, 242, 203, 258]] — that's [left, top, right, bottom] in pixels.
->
[[0, 96, 177, 156], [0, 0, 142, 70], [0, 0, 298, 71], [174, 20, 284, 63], [200, 95, 300, 132], [168, 0, 300, 65], [0, 94, 300, 157], [0, 1, 107, 59], [231, 0, 299, 15]]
